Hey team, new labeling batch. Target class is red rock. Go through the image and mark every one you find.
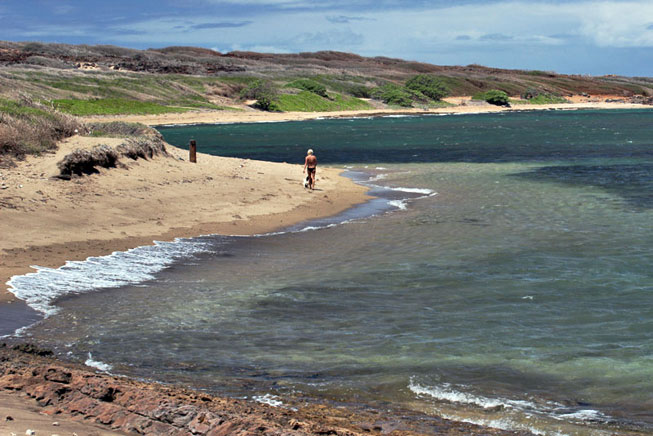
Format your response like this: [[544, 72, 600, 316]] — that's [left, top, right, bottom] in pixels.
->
[[44, 367, 72, 383], [189, 411, 214, 434], [207, 421, 238, 436]]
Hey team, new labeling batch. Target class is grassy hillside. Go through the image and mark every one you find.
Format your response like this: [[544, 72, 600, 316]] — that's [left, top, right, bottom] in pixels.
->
[[0, 41, 651, 116]]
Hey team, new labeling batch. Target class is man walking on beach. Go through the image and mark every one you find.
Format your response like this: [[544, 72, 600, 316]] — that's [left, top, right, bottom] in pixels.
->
[[303, 149, 317, 190]]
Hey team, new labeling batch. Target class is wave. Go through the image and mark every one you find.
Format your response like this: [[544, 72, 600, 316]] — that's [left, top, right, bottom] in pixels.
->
[[252, 393, 283, 407], [85, 352, 113, 373], [6, 171, 437, 336], [7, 238, 216, 316], [409, 378, 611, 433], [388, 199, 408, 210], [409, 379, 538, 410], [386, 186, 436, 195], [368, 173, 387, 182]]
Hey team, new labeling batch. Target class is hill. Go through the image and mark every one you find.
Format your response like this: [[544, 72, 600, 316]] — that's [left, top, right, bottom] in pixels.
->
[[1, 41, 651, 109]]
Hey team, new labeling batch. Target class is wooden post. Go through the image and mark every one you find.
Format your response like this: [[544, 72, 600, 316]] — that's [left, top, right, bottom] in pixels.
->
[[189, 140, 197, 163]]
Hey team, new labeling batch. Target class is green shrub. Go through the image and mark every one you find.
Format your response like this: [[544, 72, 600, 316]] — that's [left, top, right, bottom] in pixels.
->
[[518, 91, 568, 104], [286, 79, 328, 98], [240, 80, 279, 111], [405, 74, 449, 101], [347, 84, 372, 98], [472, 89, 510, 106], [371, 84, 414, 107], [521, 88, 540, 100]]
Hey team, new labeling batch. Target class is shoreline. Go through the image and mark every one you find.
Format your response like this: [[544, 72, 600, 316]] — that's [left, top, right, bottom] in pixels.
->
[[12, 99, 647, 306], [0, 134, 370, 308], [2, 103, 649, 436], [0, 345, 529, 436], [80, 100, 651, 126]]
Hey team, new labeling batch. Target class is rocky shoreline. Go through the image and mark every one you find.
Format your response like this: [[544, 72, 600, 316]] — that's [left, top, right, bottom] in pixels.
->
[[1, 344, 533, 436]]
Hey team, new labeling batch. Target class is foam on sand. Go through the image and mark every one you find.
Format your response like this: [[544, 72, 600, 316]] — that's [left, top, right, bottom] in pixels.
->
[[7, 238, 216, 316]]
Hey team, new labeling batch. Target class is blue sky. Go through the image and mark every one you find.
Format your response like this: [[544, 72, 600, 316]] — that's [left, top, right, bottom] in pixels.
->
[[1, 0, 651, 76]]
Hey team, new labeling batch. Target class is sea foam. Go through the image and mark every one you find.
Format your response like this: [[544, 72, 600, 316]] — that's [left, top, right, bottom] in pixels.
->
[[85, 352, 113, 373], [7, 238, 215, 316], [409, 378, 609, 428]]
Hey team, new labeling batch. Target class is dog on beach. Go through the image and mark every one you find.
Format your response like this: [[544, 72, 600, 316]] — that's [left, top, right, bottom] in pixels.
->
[[303, 175, 310, 188]]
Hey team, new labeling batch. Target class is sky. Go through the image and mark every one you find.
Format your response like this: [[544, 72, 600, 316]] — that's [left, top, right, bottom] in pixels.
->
[[0, 0, 651, 76]]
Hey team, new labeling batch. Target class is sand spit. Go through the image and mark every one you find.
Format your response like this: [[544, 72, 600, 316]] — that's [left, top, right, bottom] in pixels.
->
[[0, 134, 369, 304], [81, 99, 651, 126], [0, 345, 533, 436]]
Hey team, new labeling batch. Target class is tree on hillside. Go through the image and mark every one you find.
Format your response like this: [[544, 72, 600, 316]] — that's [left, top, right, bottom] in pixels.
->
[[483, 89, 510, 106], [287, 79, 328, 98], [240, 80, 279, 111], [473, 89, 510, 106], [405, 75, 448, 101], [371, 84, 414, 107]]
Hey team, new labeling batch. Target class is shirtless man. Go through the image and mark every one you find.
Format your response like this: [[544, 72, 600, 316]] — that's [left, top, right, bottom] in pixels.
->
[[303, 149, 317, 190]]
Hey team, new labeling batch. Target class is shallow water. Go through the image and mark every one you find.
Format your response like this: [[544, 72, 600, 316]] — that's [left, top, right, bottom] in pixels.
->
[[11, 110, 653, 435]]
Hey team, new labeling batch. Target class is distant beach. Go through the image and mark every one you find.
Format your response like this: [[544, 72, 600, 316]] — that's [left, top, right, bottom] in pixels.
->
[[80, 98, 650, 126]]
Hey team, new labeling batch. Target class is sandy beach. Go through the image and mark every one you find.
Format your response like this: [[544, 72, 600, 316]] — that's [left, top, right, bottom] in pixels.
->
[[0, 133, 369, 305], [80, 99, 650, 126]]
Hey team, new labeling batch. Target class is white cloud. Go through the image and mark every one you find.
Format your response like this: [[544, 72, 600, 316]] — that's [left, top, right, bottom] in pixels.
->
[[84, 0, 653, 62], [576, 1, 653, 47]]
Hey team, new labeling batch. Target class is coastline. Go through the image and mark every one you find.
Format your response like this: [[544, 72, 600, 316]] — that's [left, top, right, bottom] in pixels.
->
[[0, 134, 370, 307], [0, 345, 530, 436], [6, 100, 648, 306], [80, 100, 651, 127], [2, 103, 649, 436]]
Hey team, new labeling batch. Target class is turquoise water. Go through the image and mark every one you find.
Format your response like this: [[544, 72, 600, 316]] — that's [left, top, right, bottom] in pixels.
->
[[12, 110, 653, 435]]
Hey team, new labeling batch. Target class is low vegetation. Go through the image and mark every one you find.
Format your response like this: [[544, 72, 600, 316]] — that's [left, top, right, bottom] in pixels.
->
[[52, 98, 194, 116], [286, 79, 328, 98], [85, 121, 158, 137], [0, 97, 80, 160], [275, 91, 371, 112], [57, 136, 167, 177]]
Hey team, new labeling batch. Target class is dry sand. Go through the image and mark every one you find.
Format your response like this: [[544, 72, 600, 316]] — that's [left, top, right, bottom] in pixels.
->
[[0, 134, 369, 304], [1, 391, 127, 436]]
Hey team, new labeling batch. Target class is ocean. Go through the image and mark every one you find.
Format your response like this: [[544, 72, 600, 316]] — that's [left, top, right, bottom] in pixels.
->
[[7, 109, 653, 435]]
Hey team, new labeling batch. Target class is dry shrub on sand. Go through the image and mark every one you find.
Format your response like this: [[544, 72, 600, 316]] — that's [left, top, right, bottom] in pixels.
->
[[116, 137, 167, 160], [57, 136, 168, 178], [85, 121, 162, 138], [57, 145, 120, 177]]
